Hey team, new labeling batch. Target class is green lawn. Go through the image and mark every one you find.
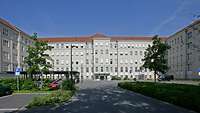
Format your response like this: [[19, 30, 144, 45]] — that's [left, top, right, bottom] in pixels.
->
[[118, 82, 200, 113]]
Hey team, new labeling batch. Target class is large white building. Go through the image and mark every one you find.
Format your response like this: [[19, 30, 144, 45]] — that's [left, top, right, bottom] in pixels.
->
[[1, 17, 200, 80], [166, 20, 200, 79], [39, 33, 166, 80]]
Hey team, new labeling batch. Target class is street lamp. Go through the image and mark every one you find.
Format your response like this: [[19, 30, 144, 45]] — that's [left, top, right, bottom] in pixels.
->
[[70, 44, 77, 82], [116, 40, 119, 77]]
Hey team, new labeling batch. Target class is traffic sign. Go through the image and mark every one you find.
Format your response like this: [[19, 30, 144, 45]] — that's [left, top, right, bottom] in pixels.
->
[[15, 68, 22, 76]]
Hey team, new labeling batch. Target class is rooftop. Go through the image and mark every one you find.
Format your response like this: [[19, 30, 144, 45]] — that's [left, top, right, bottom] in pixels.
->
[[38, 33, 167, 42]]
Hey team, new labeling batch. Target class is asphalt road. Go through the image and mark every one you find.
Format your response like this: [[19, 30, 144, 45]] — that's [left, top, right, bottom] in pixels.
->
[[0, 94, 40, 113], [11, 80, 196, 113]]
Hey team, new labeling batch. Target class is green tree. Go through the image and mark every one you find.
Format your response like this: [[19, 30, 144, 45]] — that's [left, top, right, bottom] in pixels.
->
[[25, 33, 52, 78], [142, 35, 170, 83]]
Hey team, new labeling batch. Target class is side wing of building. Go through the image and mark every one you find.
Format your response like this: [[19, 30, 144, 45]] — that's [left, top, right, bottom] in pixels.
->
[[166, 20, 200, 79], [0, 18, 34, 72]]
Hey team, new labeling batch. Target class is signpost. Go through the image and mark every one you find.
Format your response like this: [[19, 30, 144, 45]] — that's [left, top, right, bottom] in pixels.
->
[[15, 68, 22, 91]]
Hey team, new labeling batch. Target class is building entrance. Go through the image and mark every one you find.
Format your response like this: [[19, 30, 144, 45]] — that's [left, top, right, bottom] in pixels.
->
[[94, 73, 110, 80]]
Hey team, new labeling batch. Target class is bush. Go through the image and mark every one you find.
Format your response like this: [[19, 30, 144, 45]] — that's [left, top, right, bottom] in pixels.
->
[[27, 90, 73, 108], [61, 80, 75, 90], [0, 78, 53, 91], [0, 78, 17, 90], [111, 76, 121, 80], [118, 82, 200, 113], [0, 84, 13, 96], [21, 79, 35, 90]]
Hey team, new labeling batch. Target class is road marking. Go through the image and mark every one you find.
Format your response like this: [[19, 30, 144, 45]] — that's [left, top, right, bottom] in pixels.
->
[[0, 108, 18, 111]]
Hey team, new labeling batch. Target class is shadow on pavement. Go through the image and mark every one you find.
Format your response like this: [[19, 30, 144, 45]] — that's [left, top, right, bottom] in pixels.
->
[[7, 81, 196, 113]]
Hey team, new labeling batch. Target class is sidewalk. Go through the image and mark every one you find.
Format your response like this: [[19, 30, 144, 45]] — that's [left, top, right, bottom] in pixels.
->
[[0, 94, 43, 113]]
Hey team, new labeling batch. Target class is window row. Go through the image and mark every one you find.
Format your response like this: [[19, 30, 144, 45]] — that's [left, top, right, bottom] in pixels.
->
[[55, 66, 149, 73]]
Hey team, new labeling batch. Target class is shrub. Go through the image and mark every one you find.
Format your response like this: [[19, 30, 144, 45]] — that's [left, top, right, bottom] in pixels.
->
[[21, 79, 35, 90], [0, 84, 13, 96], [61, 80, 75, 90], [0, 78, 52, 91], [27, 90, 73, 108], [0, 78, 17, 90]]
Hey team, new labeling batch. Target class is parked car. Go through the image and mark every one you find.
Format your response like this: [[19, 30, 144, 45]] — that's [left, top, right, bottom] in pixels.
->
[[158, 75, 174, 81], [49, 79, 62, 90]]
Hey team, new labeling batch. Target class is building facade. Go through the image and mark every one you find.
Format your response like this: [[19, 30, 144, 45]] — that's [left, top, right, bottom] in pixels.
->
[[166, 20, 200, 79], [39, 33, 165, 80], [0, 18, 34, 72]]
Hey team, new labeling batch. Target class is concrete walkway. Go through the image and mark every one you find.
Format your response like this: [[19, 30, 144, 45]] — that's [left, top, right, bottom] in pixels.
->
[[12, 80, 196, 113]]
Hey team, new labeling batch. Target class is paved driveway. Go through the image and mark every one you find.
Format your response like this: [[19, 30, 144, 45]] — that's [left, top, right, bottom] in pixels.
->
[[13, 80, 196, 113]]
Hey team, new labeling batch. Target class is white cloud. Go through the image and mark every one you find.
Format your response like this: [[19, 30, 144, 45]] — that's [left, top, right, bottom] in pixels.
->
[[151, 0, 188, 34]]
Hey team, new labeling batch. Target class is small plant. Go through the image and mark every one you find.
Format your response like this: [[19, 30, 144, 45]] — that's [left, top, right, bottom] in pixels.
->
[[61, 80, 75, 90], [27, 90, 73, 108]]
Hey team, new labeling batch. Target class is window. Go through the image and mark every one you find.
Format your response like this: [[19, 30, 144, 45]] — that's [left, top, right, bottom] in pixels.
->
[[81, 67, 83, 73], [95, 58, 98, 63], [101, 50, 103, 54], [56, 60, 59, 65], [135, 51, 138, 55], [135, 67, 138, 72], [86, 67, 89, 72], [76, 61, 78, 64], [115, 67, 118, 72], [3, 40, 9, 47], [96, 67, 98, 72], [106, 49, 109, 54], [61, 43, 64, 48], [120, 67, 123, 72], [95, 50, 98, 54], [125, 67, 128, 72], [187, 32, 192, 38], [91, 67, 93, 72], [106, 67, 109, 72], [140, 51, 143, 55], [110, 67, 113, 72], [130, 51, 133, 55], [56, 44, 59, 48], [130, 67, 133, 73], [3, 52, 9, 60], [12, 43, 17, 49], [86, 59, 89, 64], [2, 28, 8, 36], [101, 67, 103, 72], [110, 59, 113, 64]]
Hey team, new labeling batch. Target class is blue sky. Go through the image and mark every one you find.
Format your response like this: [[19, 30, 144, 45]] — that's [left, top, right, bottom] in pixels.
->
[[0, 0, 200, 37]]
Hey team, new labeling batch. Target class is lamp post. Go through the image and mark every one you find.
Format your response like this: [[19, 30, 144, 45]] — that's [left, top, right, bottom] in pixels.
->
[[70, 44, 76, 82], [116, 40, 119, 77]]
